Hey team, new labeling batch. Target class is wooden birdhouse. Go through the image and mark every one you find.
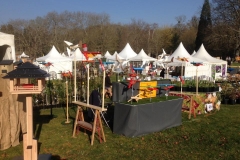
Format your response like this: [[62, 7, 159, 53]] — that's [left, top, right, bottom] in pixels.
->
[[3, 62, 49, 94], [3, 61, 50, 160], [0, 60, 13, 75]]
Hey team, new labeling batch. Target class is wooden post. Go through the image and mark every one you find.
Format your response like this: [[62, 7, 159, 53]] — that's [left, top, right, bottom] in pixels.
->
[[196, 66, 198, 95], [23, 94, 37, 160], [65, 81, 70, 123], [72, 106, 80, 137]]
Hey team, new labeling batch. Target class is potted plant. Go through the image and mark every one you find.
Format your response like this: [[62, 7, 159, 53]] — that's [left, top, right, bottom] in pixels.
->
[[229, 89, 237, 105], [186, 80, 195, 92], [220, 82, 232, 104]]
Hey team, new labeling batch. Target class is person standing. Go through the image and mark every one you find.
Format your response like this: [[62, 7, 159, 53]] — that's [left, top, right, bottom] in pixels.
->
[[160, 68, 165, 78], [105, 72, 112, 98], [226, 56, 231, 66]]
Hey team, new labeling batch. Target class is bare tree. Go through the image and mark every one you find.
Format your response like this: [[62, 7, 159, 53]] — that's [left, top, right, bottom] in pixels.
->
[[211, 0, 240, 57]]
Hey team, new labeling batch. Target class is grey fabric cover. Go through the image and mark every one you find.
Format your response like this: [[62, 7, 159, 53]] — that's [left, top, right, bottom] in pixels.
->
[[113, 98, 183, 137]]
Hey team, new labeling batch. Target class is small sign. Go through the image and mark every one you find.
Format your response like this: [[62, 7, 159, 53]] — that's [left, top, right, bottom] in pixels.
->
[[205, 103, 213, 112]]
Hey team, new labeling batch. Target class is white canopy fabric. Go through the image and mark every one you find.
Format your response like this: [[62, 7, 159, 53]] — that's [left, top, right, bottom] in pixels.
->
[[191, 50, 196, 56], [192, 44, 227, 64], [166, 42, 211, 78], [36, 45, 72, 62], [167, 42, 207, 66], [0, 32, 16, 61], [70, 48, 86, 61], [192, 44, 227, 80], [20, 52, 29, 58], [104, 51, 112, 59], [118, 43, 137, 60], [107, 51, 124, 61], [129, 49, 157, 61]]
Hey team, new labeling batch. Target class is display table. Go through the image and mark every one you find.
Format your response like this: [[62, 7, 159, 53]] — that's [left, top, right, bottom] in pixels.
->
[[113, 98, 183, 137]]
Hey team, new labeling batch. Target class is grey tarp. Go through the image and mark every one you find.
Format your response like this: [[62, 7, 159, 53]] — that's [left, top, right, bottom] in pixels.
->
[[0, 77, 26, 150], [113, 98, 183, 137]]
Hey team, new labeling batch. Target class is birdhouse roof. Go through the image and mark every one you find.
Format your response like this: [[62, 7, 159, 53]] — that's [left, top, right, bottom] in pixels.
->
[[0, 60, 13, 65], [3, 62, 49, 78]]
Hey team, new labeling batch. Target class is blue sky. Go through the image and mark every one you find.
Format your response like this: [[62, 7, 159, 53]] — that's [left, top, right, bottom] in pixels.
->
[[0, 0, 204, 26]]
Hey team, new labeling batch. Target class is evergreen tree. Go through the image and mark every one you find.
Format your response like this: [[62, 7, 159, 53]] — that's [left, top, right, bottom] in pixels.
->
[[195, 0, 212, 51]]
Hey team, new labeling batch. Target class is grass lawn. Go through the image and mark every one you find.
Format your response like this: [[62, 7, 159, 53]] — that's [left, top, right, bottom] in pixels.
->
[[1, 103, 240, 160]]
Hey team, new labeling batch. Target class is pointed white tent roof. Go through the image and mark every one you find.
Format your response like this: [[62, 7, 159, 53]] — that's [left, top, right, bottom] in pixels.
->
[[67, 47, 71, 57], [191, 50, 196, 56], [36, 45, 72, 62], [118, 43, 137, 59], [107, 51, 124, 61], [167, 42, 207, 66], [20, 52, 29, 58], [192, 44, 227, 64], [70, 48, 86, 61], [104, 51, 112, 58], [129, 49, 157, 61]]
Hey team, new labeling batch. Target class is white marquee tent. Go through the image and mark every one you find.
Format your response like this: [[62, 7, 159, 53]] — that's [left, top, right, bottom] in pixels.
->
[[192, 44, 228, 79], [20, 52, 29, 58], [70, 48, 86, 61], [36, 45, 72, 79], [36, 45, 72, 62], [167, 42, 211, 78], [104, 51, 112, 59], [129, 49, 157, 62], [107, 51, 124, 61], [118, 43, 137, 60], [0, 32, 16, 61]]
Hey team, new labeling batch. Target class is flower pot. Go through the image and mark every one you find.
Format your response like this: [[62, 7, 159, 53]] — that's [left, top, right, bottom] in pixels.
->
[[187, 87, 192, 92], [229, 99, 236, 105], [182, 87, 187, 92], [222, 98, 229, 104], [203, 87, 209, 92], [174, 86, 179, 91], [210, 87, 215, 92], [199, 87, 204, 92], [236, 99, 240, 104]]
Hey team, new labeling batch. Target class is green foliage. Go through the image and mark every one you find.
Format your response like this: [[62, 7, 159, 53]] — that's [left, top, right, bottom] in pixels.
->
[[195, 0, 212, 51]]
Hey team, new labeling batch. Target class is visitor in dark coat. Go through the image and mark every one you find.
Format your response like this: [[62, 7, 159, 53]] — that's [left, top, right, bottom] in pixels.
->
[[88, 89, 101, 121], [160, 68, 165, 78]]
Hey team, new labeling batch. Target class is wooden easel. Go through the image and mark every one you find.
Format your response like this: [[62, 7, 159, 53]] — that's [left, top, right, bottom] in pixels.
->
[[72, 104, 106, 145]]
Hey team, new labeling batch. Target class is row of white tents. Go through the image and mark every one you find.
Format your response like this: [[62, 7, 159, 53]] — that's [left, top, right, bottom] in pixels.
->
[[104, 42, 227, 80], [33, 42, 227, 80]]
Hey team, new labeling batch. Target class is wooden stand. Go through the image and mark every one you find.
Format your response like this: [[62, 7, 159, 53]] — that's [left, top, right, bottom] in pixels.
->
[[21, 95, 38, 160], [72, 104, 106, 145]]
